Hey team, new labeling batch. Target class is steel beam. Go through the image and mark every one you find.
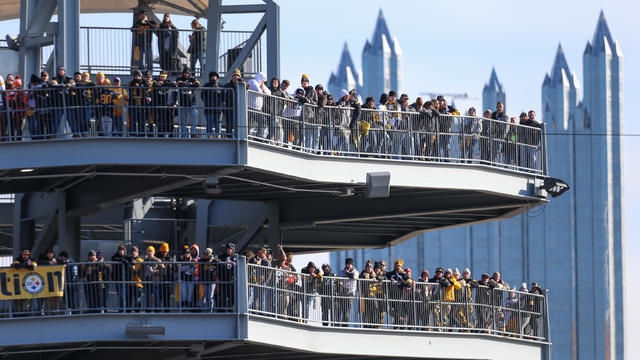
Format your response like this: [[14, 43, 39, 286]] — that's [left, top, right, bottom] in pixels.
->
[[30, 212, 58, 258], [12, 194, 35, 257], [219, 4, 268, 14], [205, 0, 223, 75], [265, 0, 280, 79], [56, 0, 80, 72], [18, 0, 54, 78]]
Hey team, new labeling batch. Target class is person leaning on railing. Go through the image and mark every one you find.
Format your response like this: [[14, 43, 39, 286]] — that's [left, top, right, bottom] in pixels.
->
[[111, 77, 129, 136], [216, 242, 238, 311], [199, 248, 218, 312], [156, 242, 175, 311], [111, 245, 130, 311], [10, 249, 37, 314], [359, 96, 376, 154], [143, 246, 164, 312], [127, 246, 144, 311], [201, 72, 224, 137], [300, 261, 323, 320], [82, 250, 103, 313], [94, 73, 115, 136], [319, 263, 337, 326], [37, 248, 61, 315], [475, 273, 494, 331], [128, 71, 146, 136], [247, 72, 270, 139], [223, 69, 243, 138], [337, 258, 359, 326], [151, 70, 177, 137]]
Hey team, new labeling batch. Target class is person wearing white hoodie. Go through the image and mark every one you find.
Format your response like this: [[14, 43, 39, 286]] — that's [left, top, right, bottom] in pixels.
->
[[247, 72, 270, 138]]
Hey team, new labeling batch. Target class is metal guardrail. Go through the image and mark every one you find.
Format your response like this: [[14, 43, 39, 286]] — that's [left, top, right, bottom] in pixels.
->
[[40, 27, 261, 77], [0, 85, 548, 176], [247, 264, 549, 342], [0, 261, 236, 316], [0, 85, 235, 139], [0, 260, 549, 345], [246, 91, 547, 175]]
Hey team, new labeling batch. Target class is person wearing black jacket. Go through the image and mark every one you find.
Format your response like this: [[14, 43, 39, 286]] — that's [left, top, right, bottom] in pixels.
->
[[519, 110, 542, 171], [199, 248, 218, 312], [301, 261, 322, 320], [319, 264, 336, 326], [176, 67, 200, 138], [158, 14, 178, 73], [131, 10, 157, 71], [216, 242, 238, 311], [11, 249, 37, 314], [128, 70, 147, 135], [476, 273, 493, 330], [491, 101, 509, 163], [188, 19, 206, 74], [300, 74, 317, 105], [152, 70, 177, 136], [83, 250, 103, 312], [156, 242, 174, 311], [111, 245, 130, 311], [223, 69, 243, 137], [201, 71, 223, 137], [346, 89, 361, 153]]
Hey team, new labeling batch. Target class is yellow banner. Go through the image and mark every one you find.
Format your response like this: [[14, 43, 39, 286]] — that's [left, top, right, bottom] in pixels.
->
[[0, 265, 66, 300]]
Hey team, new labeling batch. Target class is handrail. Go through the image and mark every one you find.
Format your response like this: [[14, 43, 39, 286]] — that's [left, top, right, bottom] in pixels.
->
[[246, 263, 547, 341], [0, 260, 548, 345], [246, 90, 546, 175]]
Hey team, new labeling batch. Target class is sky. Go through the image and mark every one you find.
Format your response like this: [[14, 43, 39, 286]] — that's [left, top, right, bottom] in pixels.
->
[[0, 0, 637, 357]]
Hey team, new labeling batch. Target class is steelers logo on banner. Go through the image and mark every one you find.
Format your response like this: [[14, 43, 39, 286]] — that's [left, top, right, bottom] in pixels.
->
[[23, 272, 45, 295]]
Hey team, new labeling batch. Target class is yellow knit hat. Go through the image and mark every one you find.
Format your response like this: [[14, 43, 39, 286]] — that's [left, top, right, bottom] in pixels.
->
[[146, 245, 155, 254]]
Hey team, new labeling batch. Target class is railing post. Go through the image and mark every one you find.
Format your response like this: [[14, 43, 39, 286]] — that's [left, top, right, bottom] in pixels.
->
[[491, 288, 496, 334], [464, 285, 469, 330], [489, 120, 493, 165], [412, 283, 417, 330], [300, 104, 306, 151], [541, 123, 548, 175], [330, 277, 335, 326], [236, 255, 248, 315], [86, 28, 91, 75], [302, 273, 307, 323], [236, 84, 248, 164], [544, 289, 551, 350], [435, 114, 440, 160]]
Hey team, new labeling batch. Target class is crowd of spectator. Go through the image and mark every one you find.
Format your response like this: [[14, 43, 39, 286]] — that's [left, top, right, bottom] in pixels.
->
[[0, 57, 542, 170], [0, 65, 239, 139], [246, 71, 543, 169], [4, 244, 545, 339]]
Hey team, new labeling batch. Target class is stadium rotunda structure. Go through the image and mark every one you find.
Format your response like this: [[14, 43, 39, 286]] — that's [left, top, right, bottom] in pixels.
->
[[0, 1, 566, 359]]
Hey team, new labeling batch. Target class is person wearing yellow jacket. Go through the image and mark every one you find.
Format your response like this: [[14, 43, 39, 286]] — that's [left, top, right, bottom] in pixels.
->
[[111, 77, 128, 136], [441, 268, 461, 327]]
